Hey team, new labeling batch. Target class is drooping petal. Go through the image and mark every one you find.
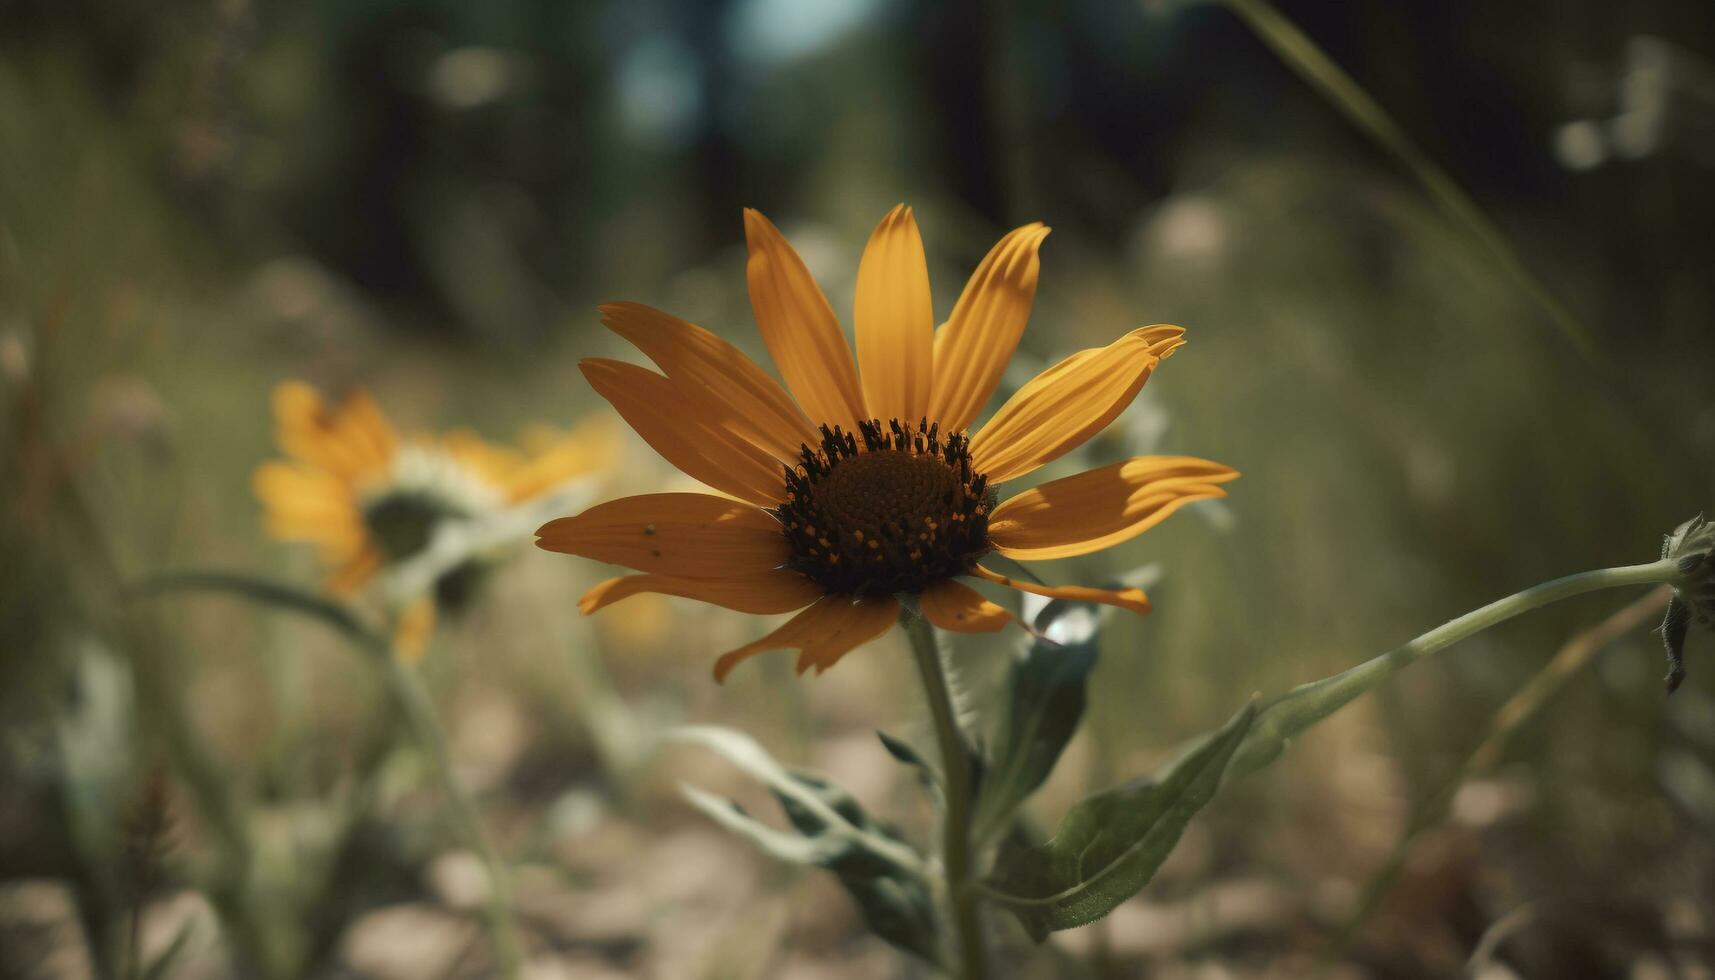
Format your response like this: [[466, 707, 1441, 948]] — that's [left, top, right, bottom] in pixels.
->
[[796, 594, 900, 675], [854, 204, 933, 425], [968, 325, 1185, 484], [598, 302, 818, 460], [579, 570, 822, 616], [712, 594, 899, 683], [919, 579, 1015, 633], [580, 359, 788, 507], [971, 564, 1151, 617], [743, 209, 867, 433], [929, 223, 1050, 433], [988, 456, 1239, 561], [536, 492, 788, 579]]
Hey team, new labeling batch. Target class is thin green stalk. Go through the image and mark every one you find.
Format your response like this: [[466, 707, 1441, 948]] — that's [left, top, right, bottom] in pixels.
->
[[1229, 558, 1682, 779], [383, 655, 524, 979], [1215, 0, 1597, 359], [904, 614, 988, 980]]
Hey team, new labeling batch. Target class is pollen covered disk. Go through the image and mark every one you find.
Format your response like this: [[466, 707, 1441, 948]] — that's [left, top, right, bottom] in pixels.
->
[[776, 418, 993, 596]]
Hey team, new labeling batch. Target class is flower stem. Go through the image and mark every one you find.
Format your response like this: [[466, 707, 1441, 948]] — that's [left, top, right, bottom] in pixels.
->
[[1228, 558, 1683, 779], [384, 655, 524, 979], [903, 614, 987, 980]]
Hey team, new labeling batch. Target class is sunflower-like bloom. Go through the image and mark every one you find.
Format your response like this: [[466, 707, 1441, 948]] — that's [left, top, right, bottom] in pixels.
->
[[538, 207, 1237, 681], [255, 381, 615, 653]]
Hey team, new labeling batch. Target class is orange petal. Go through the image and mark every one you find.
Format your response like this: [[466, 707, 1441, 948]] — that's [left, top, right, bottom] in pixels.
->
[[253, 461, 367, 552], [988, 456, 1238, 561], [919, 579, 1015, 633], [499, 415, 622, 503], [968, 325, 1185, 484], [599, 302, 818, 460], [713, 594, 898, 683], [338, 388, 400, 470], [580, 359, 788, 507], [579, 570, 822, 616], [535, 493, 788, 579], [440, 429, 524, 491], [273, 381, 396, 480], [743, 209, 866, 434], [971, 564, 1151, 617], [929, 223, 1050, 432], [854, 205, 933, 425]]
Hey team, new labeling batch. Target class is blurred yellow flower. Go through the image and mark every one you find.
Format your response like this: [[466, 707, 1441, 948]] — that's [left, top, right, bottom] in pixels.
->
[[255, 380, 616, 658], [538, 206, 1237, 681]]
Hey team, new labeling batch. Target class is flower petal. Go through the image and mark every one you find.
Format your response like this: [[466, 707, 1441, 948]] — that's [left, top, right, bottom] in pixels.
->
[[580, 359, 788, 507], [536, 492, 788, 579], [498, 416, 623, 503], [919, 579, 1015, 633], [929, 223, 1050, 433], [968, 325, 1185, 484], [598, 302, 818, 460], [854, 204, 933, 425], [743, 209, 867, 433], [712, 594, 898, 683], [273, 381, 396, 481], [988, 456, 1238, 560], [253, 462, 365, 547], [579, 570, 822, 616], [971, 564, 1151, 617]]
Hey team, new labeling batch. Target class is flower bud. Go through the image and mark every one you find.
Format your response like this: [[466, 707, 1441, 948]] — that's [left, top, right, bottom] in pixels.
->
[[1662, 514, 1715, 693]]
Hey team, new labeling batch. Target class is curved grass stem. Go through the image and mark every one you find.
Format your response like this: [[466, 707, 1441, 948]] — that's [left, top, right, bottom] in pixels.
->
[[903, 614, 988, 980], [384, 655, 524, 979], [1215, 0, 1597, 359]]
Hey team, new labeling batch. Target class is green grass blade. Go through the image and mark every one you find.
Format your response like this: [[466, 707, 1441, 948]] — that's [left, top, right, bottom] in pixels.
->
[[1216, 0, 1597, 358]]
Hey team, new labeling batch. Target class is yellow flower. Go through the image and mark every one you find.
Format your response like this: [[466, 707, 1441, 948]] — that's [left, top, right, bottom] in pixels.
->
[[537, 206, 1237, 682], [254, 381, 616, 656]]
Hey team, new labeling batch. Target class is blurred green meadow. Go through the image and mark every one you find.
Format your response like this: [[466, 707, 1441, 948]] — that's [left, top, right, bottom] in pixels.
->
[[4, 0, 1715, 976]]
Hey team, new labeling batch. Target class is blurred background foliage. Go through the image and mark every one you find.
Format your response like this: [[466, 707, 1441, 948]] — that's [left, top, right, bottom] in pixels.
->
[[4, 0, 1715, 976]]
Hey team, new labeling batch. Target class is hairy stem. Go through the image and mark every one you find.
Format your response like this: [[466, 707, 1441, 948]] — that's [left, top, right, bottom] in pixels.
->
[[904, 614, 987, 980]]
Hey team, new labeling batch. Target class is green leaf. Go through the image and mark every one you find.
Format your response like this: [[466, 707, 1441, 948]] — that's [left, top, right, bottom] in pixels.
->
[[971, 596, 1105, 846], [876, 730, 941, 797], [837, 870, 943, 966], [680, 786, 847, 866], [671, 727, 941, 965], [771, 771, 943, 964], [984, 700, 1257, 940], [668, 726, 924, 876], [132, 570, 379, 650]]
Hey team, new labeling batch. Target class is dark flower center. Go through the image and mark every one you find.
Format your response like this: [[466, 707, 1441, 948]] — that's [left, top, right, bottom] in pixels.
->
[[776, 419, 993, 596], [364, 490, 490, 612], [365, 492, 459, 561]]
